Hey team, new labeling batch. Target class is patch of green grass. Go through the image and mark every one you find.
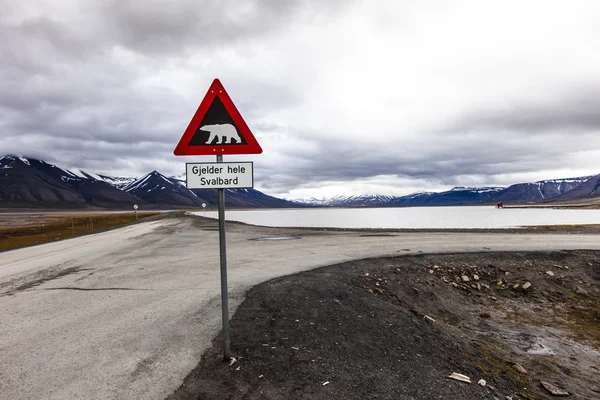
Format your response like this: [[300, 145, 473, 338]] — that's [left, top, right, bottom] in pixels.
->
[[565, 297, 600, 346]]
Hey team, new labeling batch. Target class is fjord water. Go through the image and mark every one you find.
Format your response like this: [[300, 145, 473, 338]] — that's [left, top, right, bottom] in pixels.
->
[[197, 206, 600, 229]]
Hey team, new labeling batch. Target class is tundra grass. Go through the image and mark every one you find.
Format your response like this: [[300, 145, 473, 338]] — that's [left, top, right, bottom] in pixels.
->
[[0, 212, 159, 252]]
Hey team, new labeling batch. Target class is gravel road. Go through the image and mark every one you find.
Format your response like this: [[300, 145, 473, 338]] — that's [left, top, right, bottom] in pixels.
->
[[1, 214, 600, 399]]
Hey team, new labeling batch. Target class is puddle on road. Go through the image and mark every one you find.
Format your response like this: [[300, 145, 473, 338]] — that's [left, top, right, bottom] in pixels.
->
[[360, 234, 398, 237], [251, 236, 300, 241]]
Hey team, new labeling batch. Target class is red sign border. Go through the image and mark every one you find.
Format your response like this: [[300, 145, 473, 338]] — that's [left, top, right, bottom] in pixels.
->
[[174, 79, 263, 156]]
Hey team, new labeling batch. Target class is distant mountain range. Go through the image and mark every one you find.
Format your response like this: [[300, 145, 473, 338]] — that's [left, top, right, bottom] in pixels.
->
[[1, 155, 599, 209], [299, 194, 396, 207], [294, 176, 599, 207], [0, 156, 300, 209]]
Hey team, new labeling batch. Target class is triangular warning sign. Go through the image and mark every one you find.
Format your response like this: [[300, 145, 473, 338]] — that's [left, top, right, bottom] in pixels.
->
[[174, 79, 263, 156]]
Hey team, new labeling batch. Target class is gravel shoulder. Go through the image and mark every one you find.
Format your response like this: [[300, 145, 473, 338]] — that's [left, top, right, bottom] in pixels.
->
[[168, 250, 600, 400]]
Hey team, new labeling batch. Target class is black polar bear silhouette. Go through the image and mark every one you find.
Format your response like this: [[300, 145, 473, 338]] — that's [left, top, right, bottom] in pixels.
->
[[201, 123, 242, 144]]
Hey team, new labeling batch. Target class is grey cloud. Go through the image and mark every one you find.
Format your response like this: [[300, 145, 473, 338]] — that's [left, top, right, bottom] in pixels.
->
[[2, 1, 600, 199], [0, 0, 322, 161], [450, 86, 600, 133], [97, 0, 349, 55], [254, 129, 585, 193]]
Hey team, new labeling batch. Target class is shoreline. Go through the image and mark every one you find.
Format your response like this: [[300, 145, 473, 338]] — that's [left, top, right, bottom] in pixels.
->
[[3, 211, 600, 255]]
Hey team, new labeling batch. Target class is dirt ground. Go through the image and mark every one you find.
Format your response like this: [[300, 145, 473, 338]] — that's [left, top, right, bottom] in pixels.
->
[[168, 250, 600, 400], [0, 212, 160, 251]]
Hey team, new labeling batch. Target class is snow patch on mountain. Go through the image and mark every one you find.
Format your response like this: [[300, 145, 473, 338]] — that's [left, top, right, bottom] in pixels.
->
[[298, 194, 395, 207], [450, 187, 505, 193]]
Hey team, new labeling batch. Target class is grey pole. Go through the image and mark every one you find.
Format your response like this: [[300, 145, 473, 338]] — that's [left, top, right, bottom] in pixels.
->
[[216, 154, 231, 361]]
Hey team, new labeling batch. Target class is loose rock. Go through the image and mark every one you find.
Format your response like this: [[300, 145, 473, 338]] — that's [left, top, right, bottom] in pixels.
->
[[512, 363, 527, 374], [448, 372, 471, 383], [546, 271, 555, 277], [477, 379, 486, 386], [423, 315, 435, 323], [462, 275, 470, 282], [575, 286, 588, 297], [473, 274, 480, 280], [540, 381, 569, 396], [522, 282, 531, 291]]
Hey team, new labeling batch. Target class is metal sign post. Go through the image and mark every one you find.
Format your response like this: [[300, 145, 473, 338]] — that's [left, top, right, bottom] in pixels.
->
[[185, 159, 255, 362], [216, 154, 230, 361], [174, 78, 262, 363]]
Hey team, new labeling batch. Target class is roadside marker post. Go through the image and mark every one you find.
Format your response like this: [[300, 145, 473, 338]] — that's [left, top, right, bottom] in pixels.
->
[[174, 78, 262, 361]]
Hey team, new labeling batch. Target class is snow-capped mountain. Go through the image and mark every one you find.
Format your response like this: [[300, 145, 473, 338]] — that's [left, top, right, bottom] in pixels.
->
[[307, 194, 395, 207], [123, 171, 207, 207], [0, 156, 300, 209], [547, 175, 600, 202], [0, 156, 87, 208], [0, 156, 143, 208], [388, 187, 506, 207], [491, 176, 594, 203], [288, 177, 597, 207], [77, 172, 137, 190], [303, 177, 595, 207], [290, 197, 323, 205]]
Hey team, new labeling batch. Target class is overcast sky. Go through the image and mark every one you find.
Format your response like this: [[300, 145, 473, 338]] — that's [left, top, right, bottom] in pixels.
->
[[2, 1, 600, 199]]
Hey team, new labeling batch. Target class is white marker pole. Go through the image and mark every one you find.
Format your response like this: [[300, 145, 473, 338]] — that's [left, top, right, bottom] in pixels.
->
[[216, 155, 230, 361], [202, 202, 206, 217]]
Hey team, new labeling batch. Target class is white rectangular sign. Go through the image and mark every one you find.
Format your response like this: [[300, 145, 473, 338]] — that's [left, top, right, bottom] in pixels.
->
[[186, 162, 254, 189]]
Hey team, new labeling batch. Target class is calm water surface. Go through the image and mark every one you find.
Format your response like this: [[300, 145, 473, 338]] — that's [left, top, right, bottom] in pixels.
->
[[196, 206, 600, 229]]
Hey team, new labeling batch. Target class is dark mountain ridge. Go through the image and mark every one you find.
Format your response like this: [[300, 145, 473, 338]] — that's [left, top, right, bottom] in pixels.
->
[[389, 187, 504, 207], [0, 156, 87, 208], [490, 176, 593, 204], [547, 174, 600, 202], [124, 171, 208, 207], [0, 156, 299, 209]]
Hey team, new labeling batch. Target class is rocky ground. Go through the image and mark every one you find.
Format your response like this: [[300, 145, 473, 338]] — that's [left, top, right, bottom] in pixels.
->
[[168, 250, 600, 400]]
